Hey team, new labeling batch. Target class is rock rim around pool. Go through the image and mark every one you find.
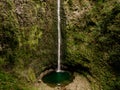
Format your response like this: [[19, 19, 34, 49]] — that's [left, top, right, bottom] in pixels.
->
[[35, 72, 100, 90], [39, 69, 74, 87]]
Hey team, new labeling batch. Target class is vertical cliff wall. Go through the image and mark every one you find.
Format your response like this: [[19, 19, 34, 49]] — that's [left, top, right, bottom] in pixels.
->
[[0, 0, 58, 89], [0, 0, 120, 90], [62, 0, 120, 90]]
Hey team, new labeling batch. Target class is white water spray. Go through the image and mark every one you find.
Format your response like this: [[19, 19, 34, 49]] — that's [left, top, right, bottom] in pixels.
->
[[57, 0, 61, 72]]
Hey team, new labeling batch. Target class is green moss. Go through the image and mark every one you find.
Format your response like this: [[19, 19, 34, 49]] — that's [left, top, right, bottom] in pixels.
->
[[68, 0, 72, 6], [64, 0, 120, 89], [0, 71, 22, 90], [0, 0, 57, 89], [0, 0, 120, 89]]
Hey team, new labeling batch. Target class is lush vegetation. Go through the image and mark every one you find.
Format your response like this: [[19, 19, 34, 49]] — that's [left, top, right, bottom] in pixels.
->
[[0, 0, 57, 89], [63, 0, 120, 90], [0, 0, 120, 90]]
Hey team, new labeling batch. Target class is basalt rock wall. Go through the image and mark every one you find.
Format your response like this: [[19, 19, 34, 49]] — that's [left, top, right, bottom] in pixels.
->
[[0, 0, 120, 90]]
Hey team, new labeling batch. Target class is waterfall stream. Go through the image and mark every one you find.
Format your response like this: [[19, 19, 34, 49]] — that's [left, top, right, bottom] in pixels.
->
[[57, 0, 61, 72]]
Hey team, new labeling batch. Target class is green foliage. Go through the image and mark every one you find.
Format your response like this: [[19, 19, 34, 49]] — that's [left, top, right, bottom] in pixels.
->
[[64, 0, 120, 89], [68, 0, 72, 6], [0, 0, 120, 89], [0, 71, 21, 90], [0, 0, 57, 89]]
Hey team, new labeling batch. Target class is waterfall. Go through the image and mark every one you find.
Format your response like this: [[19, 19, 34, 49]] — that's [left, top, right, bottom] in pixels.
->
[[57, 0, 61, 72]]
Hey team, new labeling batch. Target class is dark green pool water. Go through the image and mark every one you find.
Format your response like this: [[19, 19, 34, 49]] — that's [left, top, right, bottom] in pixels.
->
[[42, 71, 73, 86]]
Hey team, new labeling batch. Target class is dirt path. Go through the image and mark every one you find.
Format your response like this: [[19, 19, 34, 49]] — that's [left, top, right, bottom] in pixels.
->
[[65, 74, 91, 90]]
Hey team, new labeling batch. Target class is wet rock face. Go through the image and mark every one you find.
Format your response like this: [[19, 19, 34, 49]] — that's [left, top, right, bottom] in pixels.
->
[[14, 0, 37, 27], [0, 0, 120, 89], [63, 0, 93, 24], [62, 0, 120, 89], [0, 0, 57, 82]]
